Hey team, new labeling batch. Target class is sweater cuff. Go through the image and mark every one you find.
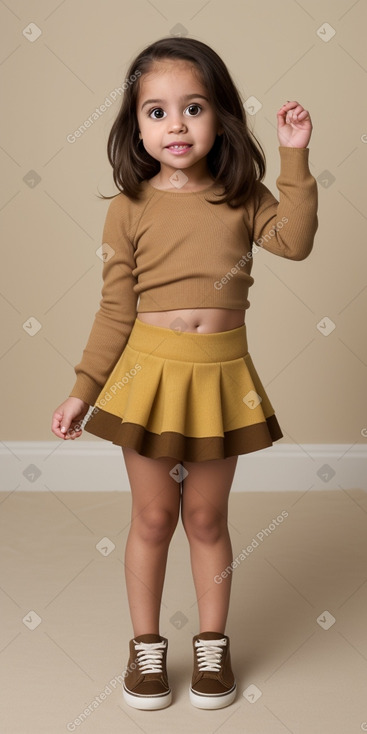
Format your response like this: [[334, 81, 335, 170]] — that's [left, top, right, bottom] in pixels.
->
[[69, 375, 102, 406], [278, 145, 312, 181]]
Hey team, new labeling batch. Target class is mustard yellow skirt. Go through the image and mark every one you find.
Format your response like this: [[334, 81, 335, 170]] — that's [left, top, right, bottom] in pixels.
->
[[84, 318, 283, 462]]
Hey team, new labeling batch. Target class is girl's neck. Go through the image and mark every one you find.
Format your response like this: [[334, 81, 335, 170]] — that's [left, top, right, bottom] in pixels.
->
[[148, 173, 215, 192], [150, 158, 214, 192]]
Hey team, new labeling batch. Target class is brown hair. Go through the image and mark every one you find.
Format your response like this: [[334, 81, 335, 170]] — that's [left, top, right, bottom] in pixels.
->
[[101, 36, 266, 208]]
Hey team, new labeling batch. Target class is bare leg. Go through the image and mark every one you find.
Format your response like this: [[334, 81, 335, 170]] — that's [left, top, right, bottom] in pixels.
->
[[181, 455, 238, 634], [122, 447, 181, 637]]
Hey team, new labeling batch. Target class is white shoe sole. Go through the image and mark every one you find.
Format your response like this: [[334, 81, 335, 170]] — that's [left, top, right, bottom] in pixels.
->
[[123, 684, 172, 710], [189, 684, 236, 709]]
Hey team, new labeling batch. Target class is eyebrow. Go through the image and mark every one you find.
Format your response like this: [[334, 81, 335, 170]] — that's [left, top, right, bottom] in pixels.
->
[[140, 94, 209, 111]]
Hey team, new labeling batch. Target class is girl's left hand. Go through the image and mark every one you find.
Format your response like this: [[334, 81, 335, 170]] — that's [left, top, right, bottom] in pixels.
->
[[277, 101, 312, 148]]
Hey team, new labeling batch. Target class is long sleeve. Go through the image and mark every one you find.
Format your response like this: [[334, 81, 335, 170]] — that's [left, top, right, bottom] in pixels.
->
[[69, 195, 138, 405], [252, 146, 318, 260]]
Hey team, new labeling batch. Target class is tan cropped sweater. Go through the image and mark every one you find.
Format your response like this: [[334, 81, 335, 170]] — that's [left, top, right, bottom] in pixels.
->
[[69, 146, 318, 405]]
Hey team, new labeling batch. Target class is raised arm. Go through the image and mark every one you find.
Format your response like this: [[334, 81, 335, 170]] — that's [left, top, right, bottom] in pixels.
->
[[251, 99, 318, 260], [252, 145, 318, 260]]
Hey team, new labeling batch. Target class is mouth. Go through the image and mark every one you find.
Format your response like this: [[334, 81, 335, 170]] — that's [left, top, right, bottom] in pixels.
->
[[165, 144, 192, 150], [165, 143, 192, 155]]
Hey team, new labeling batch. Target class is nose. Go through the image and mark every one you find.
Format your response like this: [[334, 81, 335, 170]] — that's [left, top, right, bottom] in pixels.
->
[[168, 113, 188, 134]]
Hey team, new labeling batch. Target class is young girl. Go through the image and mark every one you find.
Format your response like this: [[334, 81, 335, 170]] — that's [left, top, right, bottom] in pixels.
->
[[52, 37, 318, 711]]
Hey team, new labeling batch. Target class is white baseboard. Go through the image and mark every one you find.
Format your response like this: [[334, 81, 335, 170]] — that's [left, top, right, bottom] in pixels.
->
[[1, 442, 366, 492]]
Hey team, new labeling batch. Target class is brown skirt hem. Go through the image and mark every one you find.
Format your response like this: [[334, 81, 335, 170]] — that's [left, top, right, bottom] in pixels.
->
[[84, 409, 283, 462]]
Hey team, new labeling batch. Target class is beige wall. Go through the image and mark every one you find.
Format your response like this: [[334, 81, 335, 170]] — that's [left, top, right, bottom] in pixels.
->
[[1, 0, 365, 443]]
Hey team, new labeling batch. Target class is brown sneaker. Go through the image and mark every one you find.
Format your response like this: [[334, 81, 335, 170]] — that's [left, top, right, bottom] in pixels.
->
[[190, 631, 236, 709], [122, 633, 172, 710]]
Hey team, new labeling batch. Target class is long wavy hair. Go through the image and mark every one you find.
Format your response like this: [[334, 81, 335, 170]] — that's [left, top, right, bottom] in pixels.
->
[[102, 36, 266, 208]]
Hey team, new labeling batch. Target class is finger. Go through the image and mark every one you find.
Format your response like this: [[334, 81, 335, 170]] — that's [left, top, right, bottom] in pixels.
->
[[285, 106, 307, 123], [59, 412, 75, 435], [277, 103, 298, 126], [62, 429, 83, 441], [286, 110, 298, 123], [66, 431, 82, 440], [51, 411, 67, 438], [52, 424, 72, 439], [296, 109, 310, 119], [65, 421, 83, 439], [67, 426, 83, 436], [278, 100, 298, 113], [289, 106, 307, 118], [277, 108, 290, 127], [51, 411, 62, 431]]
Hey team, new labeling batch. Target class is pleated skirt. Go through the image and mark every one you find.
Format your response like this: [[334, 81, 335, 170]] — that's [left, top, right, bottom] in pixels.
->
[[84, 318, 283, 462]]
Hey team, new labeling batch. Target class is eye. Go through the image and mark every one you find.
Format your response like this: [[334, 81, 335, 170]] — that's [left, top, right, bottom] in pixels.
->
[[184, 104, 202, 116], [148, 108, 166, 119]]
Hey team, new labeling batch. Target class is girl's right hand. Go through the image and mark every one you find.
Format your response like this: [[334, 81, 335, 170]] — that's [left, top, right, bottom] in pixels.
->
[[51, 397, 90, 440]]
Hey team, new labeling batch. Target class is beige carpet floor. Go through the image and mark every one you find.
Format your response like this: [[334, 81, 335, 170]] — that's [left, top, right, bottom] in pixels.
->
[[1, 488, 366, 734]]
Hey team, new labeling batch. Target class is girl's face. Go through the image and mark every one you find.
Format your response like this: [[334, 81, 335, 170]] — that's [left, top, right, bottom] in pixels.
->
[[136, 60, 222, 183]]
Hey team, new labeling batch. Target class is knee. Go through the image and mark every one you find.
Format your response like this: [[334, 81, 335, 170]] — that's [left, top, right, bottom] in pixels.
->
[[182, 507, 227, 544], [136, 507, 178, 545]]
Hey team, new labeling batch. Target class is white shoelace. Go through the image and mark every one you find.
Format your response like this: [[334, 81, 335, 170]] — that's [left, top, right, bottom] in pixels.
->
[[133, 640, 166, 674], [194, 637, 227, 672]]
